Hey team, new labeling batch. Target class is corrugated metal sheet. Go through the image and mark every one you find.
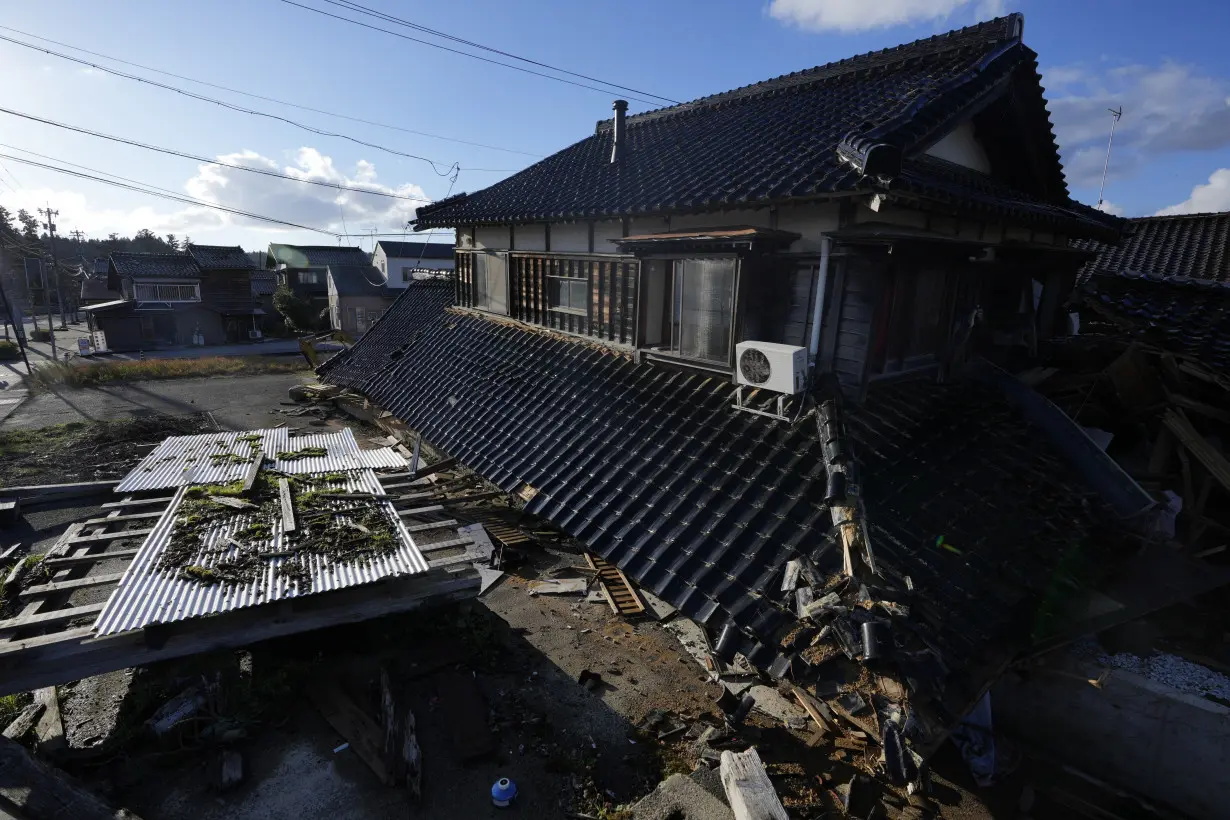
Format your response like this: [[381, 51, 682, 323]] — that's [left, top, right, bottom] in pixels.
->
[[115, 428, 405, 492], [94, 469, 431, 636]]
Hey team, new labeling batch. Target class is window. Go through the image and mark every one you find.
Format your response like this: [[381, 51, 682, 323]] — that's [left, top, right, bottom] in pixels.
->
[[133, 282, 200, 302], [641, 257, 737, 365], [473, 251, 509, 315], [298, 271, 321, 285], [547, 274, 588, 315], [870, 267, 950, 374]]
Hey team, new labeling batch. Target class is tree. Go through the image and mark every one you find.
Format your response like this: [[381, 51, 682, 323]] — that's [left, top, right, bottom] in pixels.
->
[[16, 210, 39, 241], [182, 235, 192, 250], [272, 283, 320, 332], [165, 233, 178, 250], [0, 206, 12, 236]]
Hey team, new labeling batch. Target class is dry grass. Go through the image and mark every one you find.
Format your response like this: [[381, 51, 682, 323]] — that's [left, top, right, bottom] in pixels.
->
[[28, 356, 309, 391]]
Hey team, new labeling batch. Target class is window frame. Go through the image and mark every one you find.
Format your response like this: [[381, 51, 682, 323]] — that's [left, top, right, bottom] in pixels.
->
[[473, 251, 510, 315], [133, 282, 201, 303], [546, 273, 589, 316], [870, 265, 952, 375], [639, 255, 739, 367]]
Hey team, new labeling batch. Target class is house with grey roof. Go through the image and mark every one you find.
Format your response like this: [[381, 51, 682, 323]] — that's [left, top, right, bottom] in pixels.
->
[[266, 244, 370, 325], [325, 264, 395, 336], [372, 240, 454, 289]]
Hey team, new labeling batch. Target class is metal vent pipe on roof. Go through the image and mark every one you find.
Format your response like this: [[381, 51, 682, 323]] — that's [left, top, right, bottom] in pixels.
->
[[610, 99, 628, 164]]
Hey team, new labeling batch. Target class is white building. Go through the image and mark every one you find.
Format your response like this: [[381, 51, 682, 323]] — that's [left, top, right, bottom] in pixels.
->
[[372, 241, 454, 289]]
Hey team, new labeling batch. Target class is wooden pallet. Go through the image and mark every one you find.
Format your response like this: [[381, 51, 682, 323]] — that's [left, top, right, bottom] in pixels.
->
[[584, 553, 646, 617], [0, 493, 488, 696]]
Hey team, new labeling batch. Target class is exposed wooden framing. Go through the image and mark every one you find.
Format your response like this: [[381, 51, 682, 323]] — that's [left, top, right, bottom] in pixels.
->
[[0, 602, 106, 634], [1164, 409, 1230, 495], [0, 565, 479, 696], [43, 548, 139, 569], [19, 572, 126, 599], [66, 527, 153, 546], [396, 504, 446, 518], [278, 478, 296, 533], [308, 677, 391, 785], [417, 537, 475, 554], [81, 511, 165, 525], [100, 495, 176, 509], [401, 519, 459, 533]]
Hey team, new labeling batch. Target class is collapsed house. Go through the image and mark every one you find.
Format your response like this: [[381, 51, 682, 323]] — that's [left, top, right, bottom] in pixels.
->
[[314, 11, 1145, 788]]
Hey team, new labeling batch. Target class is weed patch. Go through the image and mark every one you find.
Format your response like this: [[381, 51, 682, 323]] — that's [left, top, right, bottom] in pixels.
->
[[28, 356, 308, 392]]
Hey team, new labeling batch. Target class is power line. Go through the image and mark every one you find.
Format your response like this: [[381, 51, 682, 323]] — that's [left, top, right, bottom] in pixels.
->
[[0, 106, 434, 202], [315, 0, 679, 105], [0, 32, 460, 176], [0, 151, 341, 237], [278, 0, 669, 108], [0, 24, 543, 159]]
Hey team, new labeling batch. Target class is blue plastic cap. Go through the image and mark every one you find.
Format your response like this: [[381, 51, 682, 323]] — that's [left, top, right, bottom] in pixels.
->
[[491, 777, 517, 807]]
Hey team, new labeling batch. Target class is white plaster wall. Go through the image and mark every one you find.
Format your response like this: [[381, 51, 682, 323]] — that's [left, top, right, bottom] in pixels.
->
[[514, 224, 547, 252], [855, 203, 928, 229], [382, 256, 454, 289], [925, 120, 992, 173], [592, 219, 625, 253], [473, 226, 509, 251], [667, 210, 771, 232], [775, 202, 841, 253], [551, 223, 590, 253]]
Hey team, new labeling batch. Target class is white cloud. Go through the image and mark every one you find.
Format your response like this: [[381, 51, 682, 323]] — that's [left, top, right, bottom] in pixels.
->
[[1046, 62, 1230, 187], [0, 147, 434, 248], [1095, 200, 1123, 216], [767, 0, 1000, 32], [1155, 168, 1230, 216]]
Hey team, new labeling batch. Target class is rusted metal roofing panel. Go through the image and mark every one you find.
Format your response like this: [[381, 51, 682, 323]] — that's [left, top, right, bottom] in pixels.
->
[[94, 469, 430, 636], [115, 428, 405, 492]]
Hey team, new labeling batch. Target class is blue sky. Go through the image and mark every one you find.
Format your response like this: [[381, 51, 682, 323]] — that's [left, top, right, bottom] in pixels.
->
[[2, 0, 1229, 252]]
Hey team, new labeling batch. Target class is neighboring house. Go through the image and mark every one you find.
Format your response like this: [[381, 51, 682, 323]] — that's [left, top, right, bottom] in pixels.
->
[[417, 15, 1117, 398], [250, 271, 279, 332], [1075, 211, 1230, 375], [83, 248, 260, 350], [80, 257, 120, 306], [322, 13, 1127, 768], [266, 244, 370, 319], [372, 240, 454, 288], [186, 244, 262, 342], [326, 264, 395, 336]]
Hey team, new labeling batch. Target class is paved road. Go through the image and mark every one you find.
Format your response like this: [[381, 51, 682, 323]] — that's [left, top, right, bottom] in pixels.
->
[[0, 372, 313, 431], [11, 319, 312, 365]]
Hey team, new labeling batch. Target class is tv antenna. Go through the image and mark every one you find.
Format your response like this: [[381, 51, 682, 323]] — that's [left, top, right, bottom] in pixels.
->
[[1097, 106, 1123, 209]]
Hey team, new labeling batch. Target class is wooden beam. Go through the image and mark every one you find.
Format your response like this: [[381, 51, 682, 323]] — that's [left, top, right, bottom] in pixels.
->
[[1164, 409, 1230, 494], [0, 567, 480, 696], [0, 480, 119, 504], [100, 496, 175, 509], [0, 736, 146, 820], [278, 478, 295, 534], [396, 505, 445, 518], [1169, 393, 1230, 425], [67, 528, 152, 546], [43, 549, 138, 570], [33, 687, 64, 755], [307, 678, 390, 785], [401, 519, 458, 533], [81, 511, 165, 526], [719, 748, 789, 820], [19, 572, 125, 599], [0, 602, 106, 634]]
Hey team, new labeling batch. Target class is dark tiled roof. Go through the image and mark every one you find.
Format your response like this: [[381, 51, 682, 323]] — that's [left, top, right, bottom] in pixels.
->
[[1076, 212, 1230, 283], [1083, 275, 1230, 374], [108, 252, 199, 279], [187, 244, 256, 270], [250, 271, 277, 296], [319, 296, 1101, 692], [375, 240, 455, 260], [318, 279, 455, 375], [267, 244, 370, 269], [80, 277, 121, 302], [415, 14, 1115, 240], [327, 264, 391, 297]]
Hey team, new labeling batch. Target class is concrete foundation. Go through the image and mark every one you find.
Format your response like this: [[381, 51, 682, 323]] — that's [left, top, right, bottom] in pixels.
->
[[993, 657, 1230, 819]]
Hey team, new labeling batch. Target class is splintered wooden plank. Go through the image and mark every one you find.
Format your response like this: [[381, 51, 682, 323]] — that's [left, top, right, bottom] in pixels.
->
[[396, 505, 445, 518], [720, 748, 789, 820], [43, 549, 138, 570], [100, 496, 175, 509], [0, 602, 106, 634], [401, 519, 459, 534], [241, 452, 264, 493], [19, 572, 125, 599], [1164, 409, 1230, 494], [278, 478, 296, 534], [81, 511, 165, 526]]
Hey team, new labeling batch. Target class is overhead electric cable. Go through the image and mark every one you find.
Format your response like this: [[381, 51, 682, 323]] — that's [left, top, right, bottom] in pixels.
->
[[0, 24, 542, 158]]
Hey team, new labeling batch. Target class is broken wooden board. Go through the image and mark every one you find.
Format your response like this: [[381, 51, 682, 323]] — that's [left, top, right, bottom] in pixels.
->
[[0, 736, 145, 819], [208, 495, 257, 511], [2, 702, 43, 740], [789, 684, 834, 736], [19, 572, 125, 600], [33, 687, 65, 755], [720, 747, 789, 820], [527, 578, 588, 595], [307, 678, 390, 785], [240, 452, 263, 493], [278, 478, 296, 534], [585, 553, 646, 616], [1164, 409, 1230, 494]]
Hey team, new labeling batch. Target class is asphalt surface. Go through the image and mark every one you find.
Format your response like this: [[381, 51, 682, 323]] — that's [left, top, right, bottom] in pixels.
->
[[0, 372, 312, 431]]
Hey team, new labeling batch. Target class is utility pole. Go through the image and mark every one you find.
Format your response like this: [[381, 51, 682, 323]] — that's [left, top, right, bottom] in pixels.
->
[[36, 207, 59, 358], [0, 233, 31, 372], [1097, 107, 1123, 210], [39, 205, 68, 330]]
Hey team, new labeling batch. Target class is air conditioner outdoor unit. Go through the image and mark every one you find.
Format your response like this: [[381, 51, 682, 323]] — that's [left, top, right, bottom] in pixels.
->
[[735, 341, 807, 395], [248, 330, 263, 340]]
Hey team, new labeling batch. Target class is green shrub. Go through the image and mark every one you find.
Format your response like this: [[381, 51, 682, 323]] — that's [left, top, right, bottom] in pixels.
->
[[0, 341, 18, 361], [30, 328, 51, 343]]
